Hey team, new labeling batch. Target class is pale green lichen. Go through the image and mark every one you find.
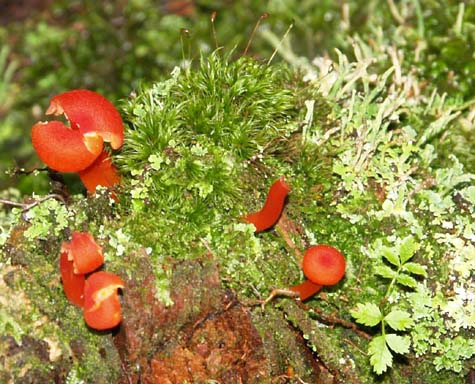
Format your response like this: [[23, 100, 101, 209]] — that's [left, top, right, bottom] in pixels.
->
[[65, 367, 85, 384], [22, 197, 71, 240], [289, 33, 475, 376]]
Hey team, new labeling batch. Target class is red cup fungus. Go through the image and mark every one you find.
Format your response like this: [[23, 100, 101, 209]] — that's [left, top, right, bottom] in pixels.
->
[[31, 89, 123, 196], [61, 232, 104, 275], [59, 232, 104, 308], [59, 251, 86, 307], [45, 89, 124, 150], [59, 232, 125, 330], [83, 271, 124, 330], [244, 177, 290, 232], [32, 120, 104, 173], [78, 150, 121, 195], [290, 244, 346, 301]]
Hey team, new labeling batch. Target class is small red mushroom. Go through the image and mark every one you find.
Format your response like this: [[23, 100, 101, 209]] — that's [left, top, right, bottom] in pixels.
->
[[290, 244, 346, 300], [59, 251, 86, 307], [45, 89, 124, 150], [32, 120, 104, 172], [59, 232, 104, 307], [78, 150, 121, 195], [244, 177, 290, 232], [32, 90, 124, 172], [83, 271, 124, 330], [31, 89, 124, 197], [261, 244, 346, 307], [61, 232, 104, 275]]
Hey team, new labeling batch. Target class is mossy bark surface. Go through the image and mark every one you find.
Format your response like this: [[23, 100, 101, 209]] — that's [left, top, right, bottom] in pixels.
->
[[1, 50, 475, 384]]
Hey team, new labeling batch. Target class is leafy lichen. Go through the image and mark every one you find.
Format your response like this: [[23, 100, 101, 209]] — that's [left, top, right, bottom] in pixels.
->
[[295, 34, 475, 378]]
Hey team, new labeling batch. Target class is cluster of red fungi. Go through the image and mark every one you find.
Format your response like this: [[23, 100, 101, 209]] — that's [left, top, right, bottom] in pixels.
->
[[32, 90, 125, 330], [32, 89, 345, 330], [244, 178, 346, 302], [31, 89, 122, 194], [60, 232, 124, 330]]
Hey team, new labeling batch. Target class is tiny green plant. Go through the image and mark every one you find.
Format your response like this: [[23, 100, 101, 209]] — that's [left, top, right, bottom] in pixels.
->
[[351, 235, 426, 374]]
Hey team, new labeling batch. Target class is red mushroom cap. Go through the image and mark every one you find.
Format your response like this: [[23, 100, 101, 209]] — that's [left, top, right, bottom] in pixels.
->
[[32, 120, 103, 172], [59, 251, 86, 307], [302, 245, 346, 286], [83, 271, 124, 330], [46, 89, 124, 149], [61, 232, 104, 275]]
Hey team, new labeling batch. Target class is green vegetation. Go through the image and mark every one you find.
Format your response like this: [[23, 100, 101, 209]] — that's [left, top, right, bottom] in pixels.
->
[[1, 0, 475, 382], [3, 0, 475, 189]]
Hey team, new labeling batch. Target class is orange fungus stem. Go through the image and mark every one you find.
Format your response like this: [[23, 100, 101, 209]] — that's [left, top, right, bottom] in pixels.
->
[[244, 177, 290, 232], [289, 279, 323, 301], [78, 150, 121, 195]]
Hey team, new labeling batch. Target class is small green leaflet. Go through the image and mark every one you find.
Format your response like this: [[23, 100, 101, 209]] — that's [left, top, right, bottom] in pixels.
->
[[384, 309, 414, 331], [351, 303, 383, 327], [381, 246, 400, 267], [369, 335, 393, 374], [375, 264, 398, 279], [396, 273, 418, 288], [402, 262, 427, 277], [369, 334, 411, 374], [386, 334, 411, 354], [399, 235, 420, 264], [380, 236, 421, 269]]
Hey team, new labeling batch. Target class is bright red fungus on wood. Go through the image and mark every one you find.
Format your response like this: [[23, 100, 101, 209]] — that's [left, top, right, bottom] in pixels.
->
[[78, 150, 121, 195], [59, 251, 86, 307], [31, 89, 124, 197], [302, 245, 346, 286], [83, 271, 124, 330], [59, 232, 104, 306], [290, 245, 346, 301], [244, 177, 290, 232], [46, 89, 124, 149], [61, 232, 104, 275], [58, 232, 125, 330], [32, 120, 104, 172]]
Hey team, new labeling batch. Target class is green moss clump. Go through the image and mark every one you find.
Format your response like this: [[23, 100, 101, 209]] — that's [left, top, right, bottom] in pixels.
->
[[115, 53, 307, 299], [120, 52, 297, 165]]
